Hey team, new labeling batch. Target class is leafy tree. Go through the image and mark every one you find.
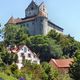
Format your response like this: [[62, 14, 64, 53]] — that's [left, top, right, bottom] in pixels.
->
[[0, 47, 18, 65], [30, 35, 63, 61], [4, 24, 29, 46], [41, 62, 59, 80], [47, 30, 60, 41], [69, 57, 80, 80], [47, 30, 78, 58], [0, 72, 18, 80], [21, 60, 48, 80]]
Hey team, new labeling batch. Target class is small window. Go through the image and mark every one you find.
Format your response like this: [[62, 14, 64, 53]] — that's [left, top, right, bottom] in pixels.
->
[[34, 55, 36, 58], [22, 24, 25, 27], [29, 12, 31, 15], [21, 53, 24, 57], [43, 6, 45, 11], [28, 49, 29, 51], [28, 54, 31, 57], [16, 60, 19, 63], [31, 7, 34, 10], [32, 22, 35, 25], [43, 8, 45, 11], [27, 24, 29, 26], [24, 47, 27, 52], [40, 19, 43, 22]]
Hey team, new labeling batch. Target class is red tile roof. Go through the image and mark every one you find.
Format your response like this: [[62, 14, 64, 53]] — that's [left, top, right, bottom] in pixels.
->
[[7, 11, 46, 24], [7, 16, 36, 24], [7, 16, 16, 24], [50, 58, 73, 68], [17, 17, 36, 23]]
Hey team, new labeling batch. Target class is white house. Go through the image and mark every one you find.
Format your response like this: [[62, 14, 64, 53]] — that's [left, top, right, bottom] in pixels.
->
[[7, 45, 40, 69]]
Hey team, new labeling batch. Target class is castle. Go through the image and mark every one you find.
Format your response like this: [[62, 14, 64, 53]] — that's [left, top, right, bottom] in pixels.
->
[[7, 0, 63, 35]]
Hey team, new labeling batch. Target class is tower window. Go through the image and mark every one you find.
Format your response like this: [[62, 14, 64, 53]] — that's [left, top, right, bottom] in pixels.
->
[[40, 19, 43, 22], [43, 6, 45, 11], [31, 7, 34, 10], [43, 8, 45, 11]]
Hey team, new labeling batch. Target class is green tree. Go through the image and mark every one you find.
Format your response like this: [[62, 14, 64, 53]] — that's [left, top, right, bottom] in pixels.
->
[[41, 62, 59, 80], [0, 72, 18, 80], [30, 35, 63, 61], [4, 24, 29, 46], [0, 48, 18, 65], [21, 60, 48, 80], [47, 30, 60, 40], [47, 30, 78, 58], [69, 57, 80, 80]]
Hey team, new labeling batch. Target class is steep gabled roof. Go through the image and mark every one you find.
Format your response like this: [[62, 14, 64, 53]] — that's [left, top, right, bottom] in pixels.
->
[[50, 58, 73, 68], [25, 0, 38, 11], [39, 2, 44, 7]]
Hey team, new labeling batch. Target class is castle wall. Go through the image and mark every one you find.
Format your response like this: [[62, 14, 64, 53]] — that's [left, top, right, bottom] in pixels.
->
[[48, 21, 63, 34], [24, 21, 35, 35]]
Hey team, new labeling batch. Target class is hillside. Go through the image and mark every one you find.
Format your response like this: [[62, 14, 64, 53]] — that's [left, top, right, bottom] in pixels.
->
[[0, 24, 80, 80]]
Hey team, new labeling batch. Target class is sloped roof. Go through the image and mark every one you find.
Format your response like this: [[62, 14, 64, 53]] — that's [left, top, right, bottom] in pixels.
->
[[25, 0, 38, 11], [7, 16, 16, 24], [50, 58, 73, 68], [48, 20, 64, 30], [7, 16, 37, 24], [39, 2, 44, 7], [7, 17, 22, 24], [17, 17, 36, 23]]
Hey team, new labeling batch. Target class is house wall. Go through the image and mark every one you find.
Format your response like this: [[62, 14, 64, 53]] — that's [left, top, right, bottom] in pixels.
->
[[17, 46, 40, 64]]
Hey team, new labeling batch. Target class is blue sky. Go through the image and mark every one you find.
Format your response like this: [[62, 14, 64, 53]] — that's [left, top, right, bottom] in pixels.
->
[[0, 0, 80, 41]]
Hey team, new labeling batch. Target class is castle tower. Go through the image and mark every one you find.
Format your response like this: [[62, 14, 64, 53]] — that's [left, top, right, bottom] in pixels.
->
[[25, 0, 39, 18], [39, 2, 48, 18], [36, 2, 48, 35]]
